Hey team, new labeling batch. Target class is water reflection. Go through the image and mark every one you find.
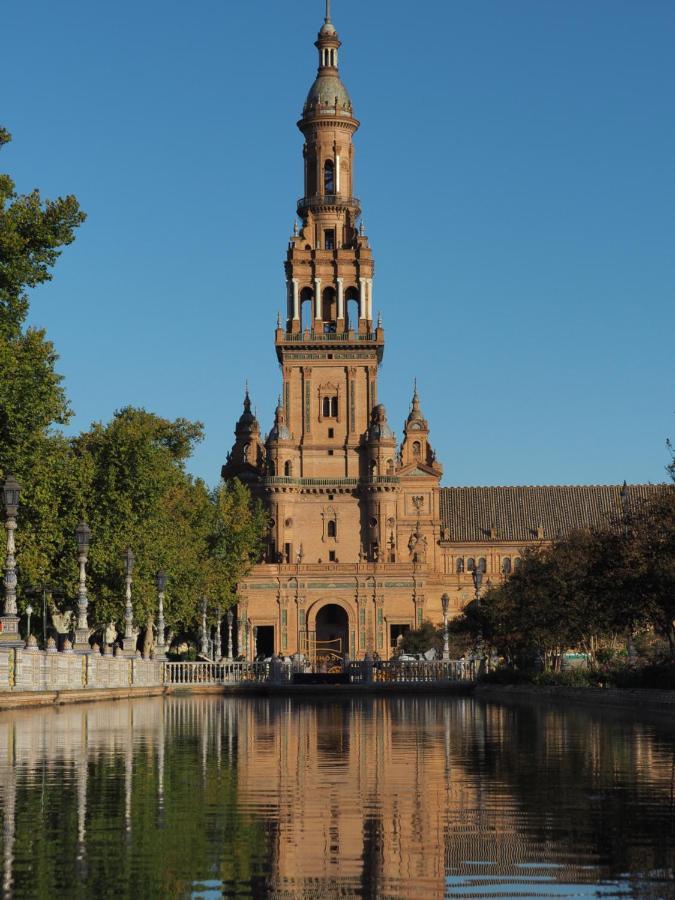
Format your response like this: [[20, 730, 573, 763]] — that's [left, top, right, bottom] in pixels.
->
[[0, 696, 673, 897]]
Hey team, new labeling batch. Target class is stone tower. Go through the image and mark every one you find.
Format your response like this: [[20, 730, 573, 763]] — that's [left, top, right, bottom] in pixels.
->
[[222, 4, 446, 661]]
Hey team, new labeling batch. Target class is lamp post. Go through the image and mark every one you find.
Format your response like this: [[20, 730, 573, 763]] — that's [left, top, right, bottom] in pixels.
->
[[200, 597, 208, 657], [252, 625, 258, 661], [25, 604, 33, 640], [215, 606, 222, 660], [226, 609, 234, 660], [1, 474, 23, 647], [441, 593, 450, 661], [155, 571, 167, 660], [119, 547, 135, 656], [472, 565, 485, 663], [245, 618, 251, 661], [74, 521, 93, 653]]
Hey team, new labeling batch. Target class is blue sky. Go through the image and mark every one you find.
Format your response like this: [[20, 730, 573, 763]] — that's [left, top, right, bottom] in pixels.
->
[[4, 0, 674, 487]]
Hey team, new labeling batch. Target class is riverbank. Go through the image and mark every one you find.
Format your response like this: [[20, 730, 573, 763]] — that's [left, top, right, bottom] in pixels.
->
[[474, 683, 675, 713]]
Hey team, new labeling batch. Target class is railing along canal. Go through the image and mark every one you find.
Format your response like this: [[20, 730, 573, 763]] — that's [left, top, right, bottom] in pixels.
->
[[163, 659, 479, 686]]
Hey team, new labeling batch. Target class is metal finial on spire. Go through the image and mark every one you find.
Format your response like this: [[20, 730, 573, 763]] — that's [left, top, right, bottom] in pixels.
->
[[325, 0, 331, 23], [277, 310, 281, 328]]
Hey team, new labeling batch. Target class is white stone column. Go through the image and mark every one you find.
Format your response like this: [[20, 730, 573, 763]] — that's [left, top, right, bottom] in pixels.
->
[[367, 278, 374, 321], [314, 278, 322, 322], [336, 154, 341, 193], [337, 278, 344, 320], [358, 277, 366, 321], [292, 279, 299, 321]]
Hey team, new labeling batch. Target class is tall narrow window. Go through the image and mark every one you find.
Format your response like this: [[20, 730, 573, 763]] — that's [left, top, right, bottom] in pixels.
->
[[327, 520, 337, 538], [324, 229, 335, 250], [467, 558, 476, 572], [324, 159, 335, 194], [412, 441, 421, 457], [456, 558, 464, 574], [331, 396, 338, 418], [323, 397, 331, 418], [478, 557, 487, 573], [284, 460, 292, 477], [502, 558, 512, 575]]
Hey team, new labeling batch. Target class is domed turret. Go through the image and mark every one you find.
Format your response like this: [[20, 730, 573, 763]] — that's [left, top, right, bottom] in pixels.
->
[[368, 404, 395, 442], [267, 398, 292, 444], [221, 388, 265, 482]]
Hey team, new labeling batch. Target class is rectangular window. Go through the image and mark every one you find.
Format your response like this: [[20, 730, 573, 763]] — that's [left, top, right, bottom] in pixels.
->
[[281, 609, 287, 627], [299, 609, 306, 628], [324, 229, 335, 250], [359, 608, 366, 626], [328, 449, 334, 456], [282, 632, 288, 650], [377, 608, 383, 626], [329, 550, 336, 562], [360, 631, 366, 650], [284, 543, 292, 564], [328, 427, 334, 439], [390, 624, 410, 648]]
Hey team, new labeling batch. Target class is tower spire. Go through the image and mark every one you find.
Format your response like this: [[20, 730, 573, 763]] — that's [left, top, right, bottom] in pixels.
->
[[325, 0, 331, 23]]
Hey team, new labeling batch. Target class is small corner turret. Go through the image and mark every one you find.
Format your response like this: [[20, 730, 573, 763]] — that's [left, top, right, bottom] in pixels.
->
[[399, 384, 443, 477], [221, 388, 266, 483]]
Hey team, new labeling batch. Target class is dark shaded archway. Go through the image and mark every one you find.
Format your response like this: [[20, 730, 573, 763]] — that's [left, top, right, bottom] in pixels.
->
[[315, 604, 349, 659]]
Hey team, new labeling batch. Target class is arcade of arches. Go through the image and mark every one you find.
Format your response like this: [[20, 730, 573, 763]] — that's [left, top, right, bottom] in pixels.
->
[[221, 7, 658, 661]]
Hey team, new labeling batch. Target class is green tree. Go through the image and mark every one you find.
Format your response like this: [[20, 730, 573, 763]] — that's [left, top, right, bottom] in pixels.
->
[[0, 126, 86, 600], [206, 479, 266, 612], [68, 407, 211, 642]]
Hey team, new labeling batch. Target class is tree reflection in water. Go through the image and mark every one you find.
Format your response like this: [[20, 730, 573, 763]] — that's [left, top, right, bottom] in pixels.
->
[[0, 695, 673, 897]]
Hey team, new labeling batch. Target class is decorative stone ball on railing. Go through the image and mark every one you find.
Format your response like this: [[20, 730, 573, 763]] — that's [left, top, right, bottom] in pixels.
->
[[46, 637, 57, 653], [24, 634, 39, 652], [62, 639, 74, 654]]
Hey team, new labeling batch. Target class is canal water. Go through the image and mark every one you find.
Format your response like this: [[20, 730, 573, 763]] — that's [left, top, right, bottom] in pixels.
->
[[0, 695, 673, 898]]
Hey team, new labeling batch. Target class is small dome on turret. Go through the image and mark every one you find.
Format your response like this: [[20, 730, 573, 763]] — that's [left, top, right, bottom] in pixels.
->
[[304, 75, 352, 115], [406, 383, 428, 429], [267, 399, 291, 443], [236, 390, 259, 434], [368, 404, 395, 442]]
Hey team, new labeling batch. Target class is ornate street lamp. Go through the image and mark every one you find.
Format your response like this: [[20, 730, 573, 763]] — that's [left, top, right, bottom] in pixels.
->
[[441, 593, 450, 661], [215, 606, 222, 660], [472, 565, 483, 604], [119, 547, 135, 655], [226, 608, 234, 660], [471, 566, 485, 662], [1, 473, 23, 647], [74, 521, 93, 653], [155, 571, 167, 659], [200, 597, 208, 657], [25, 603, 33, 640]]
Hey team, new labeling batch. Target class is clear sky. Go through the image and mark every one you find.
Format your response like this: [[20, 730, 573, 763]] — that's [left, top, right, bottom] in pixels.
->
[[4, 0, 674, 488]]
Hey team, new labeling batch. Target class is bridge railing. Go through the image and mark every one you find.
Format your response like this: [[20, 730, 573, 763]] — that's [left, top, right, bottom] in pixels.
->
[[163, 658, 478, 686], [347, 659, 479, 684]]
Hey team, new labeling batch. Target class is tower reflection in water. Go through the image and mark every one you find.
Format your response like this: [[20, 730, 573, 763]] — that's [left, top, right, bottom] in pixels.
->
[[0, 696, 674, 897]]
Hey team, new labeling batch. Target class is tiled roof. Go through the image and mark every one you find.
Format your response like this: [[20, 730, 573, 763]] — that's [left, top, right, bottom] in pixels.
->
[[439, 484, 666, 543]]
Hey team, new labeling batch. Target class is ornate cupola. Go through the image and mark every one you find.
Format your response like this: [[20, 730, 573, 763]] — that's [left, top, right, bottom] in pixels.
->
[[221, 389, 266, 483], [400, 385, 442, 474]]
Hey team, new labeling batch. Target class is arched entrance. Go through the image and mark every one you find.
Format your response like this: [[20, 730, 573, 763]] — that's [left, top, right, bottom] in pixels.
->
[[315, 604, 349, 662]]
